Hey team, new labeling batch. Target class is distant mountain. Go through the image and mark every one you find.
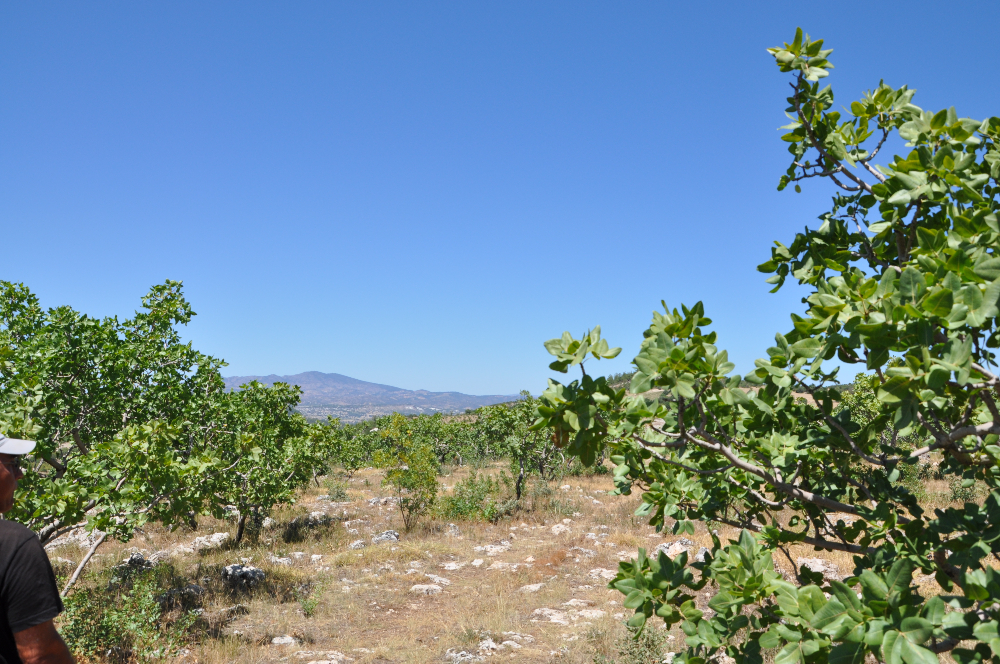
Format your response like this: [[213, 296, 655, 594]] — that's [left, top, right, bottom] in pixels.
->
[[222, 371, 518, 422]]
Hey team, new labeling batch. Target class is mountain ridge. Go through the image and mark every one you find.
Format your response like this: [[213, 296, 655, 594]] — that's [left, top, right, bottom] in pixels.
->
[[222, 371, 519, 422]]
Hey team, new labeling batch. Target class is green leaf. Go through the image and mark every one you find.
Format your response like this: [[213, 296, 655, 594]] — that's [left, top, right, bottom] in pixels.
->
[[829, 580, 862, 612], [774, 643, 803, 664], [830, 643, 866, 664], [859, 570, 889, 598], [790, 338, 823, 358], [877, 377, 911, 405], [811, 598, 858, 637], [974, 257, 1000, 281], [759, 628, 782, 650], [900, 617, 933, 645], [888, 190, 912, 206], [922, 288, 953, 317], [886, 559, 915, 594], [898, 268, 926, 303], [883, 630, 902, 664], [973, 621, 999, 641]]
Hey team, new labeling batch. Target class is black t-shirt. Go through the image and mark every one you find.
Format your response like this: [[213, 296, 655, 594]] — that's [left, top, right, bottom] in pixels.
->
[[0, 521, 63, 664]]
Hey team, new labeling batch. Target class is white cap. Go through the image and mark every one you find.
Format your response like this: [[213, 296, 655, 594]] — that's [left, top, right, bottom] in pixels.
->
[[0, 435, 36, 455]]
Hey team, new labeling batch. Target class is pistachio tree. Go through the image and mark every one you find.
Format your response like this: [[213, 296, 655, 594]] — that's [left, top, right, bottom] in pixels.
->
[[534, 30, 1000, 664], [0, 281, 335, 561], [0, 281, 227, 544], [476, 392, 561, 498]]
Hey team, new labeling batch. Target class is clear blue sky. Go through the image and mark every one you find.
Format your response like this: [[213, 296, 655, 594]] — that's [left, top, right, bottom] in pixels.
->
[[3, 2, 999, 395]]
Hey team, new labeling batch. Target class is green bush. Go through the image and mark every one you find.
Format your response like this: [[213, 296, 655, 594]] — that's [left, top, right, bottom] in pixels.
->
[[60, 568, 196, 663], [374, 413, 439, 531], [563, 457, 611, 477], [321, 477, 349, 501], [437, 471, 516, 522], [594, 627, 671, 664], [949, 476, 987, 503], [295, 581, 322, 618]]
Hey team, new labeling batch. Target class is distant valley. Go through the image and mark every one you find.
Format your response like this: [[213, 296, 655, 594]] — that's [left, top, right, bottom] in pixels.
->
[[222, 371, 519, 422]]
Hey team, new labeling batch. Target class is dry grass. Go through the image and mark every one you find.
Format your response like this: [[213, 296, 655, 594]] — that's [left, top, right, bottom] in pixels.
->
[[47, 463, 985, 664]]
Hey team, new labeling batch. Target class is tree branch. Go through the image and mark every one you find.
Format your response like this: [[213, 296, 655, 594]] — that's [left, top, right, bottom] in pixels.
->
[[61, 531, 106, 597]]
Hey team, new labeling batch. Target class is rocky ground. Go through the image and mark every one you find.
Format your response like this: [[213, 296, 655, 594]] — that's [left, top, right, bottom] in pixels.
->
[[43, 465, 932, 664]]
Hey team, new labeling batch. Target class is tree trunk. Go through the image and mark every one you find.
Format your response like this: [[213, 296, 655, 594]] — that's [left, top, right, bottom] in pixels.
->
[[515, 457, 525, 501], [235, 512, 248, 544]]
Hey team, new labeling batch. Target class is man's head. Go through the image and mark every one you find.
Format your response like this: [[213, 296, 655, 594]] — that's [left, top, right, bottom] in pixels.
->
[[0, 435, 35, 514]]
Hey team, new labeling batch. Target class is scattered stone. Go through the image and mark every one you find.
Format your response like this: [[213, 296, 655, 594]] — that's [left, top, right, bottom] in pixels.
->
[[562, 598, 594, 607], [797, 557, 841, 581], [367, 497, 397, 506], [478, 638, 501, 653], [694, 547, 710, 563], [524, 556, 535, 563], [193, 532, 231, 551], [272, 635, 296, 645], [440, 561, 466, 571], [316, 495, 330, 501], [160, 583, 205, 605], [519, 583, 545, 593], [550, 524, 571, 536], [293, 651, 353, 664], [45, 527, 106, 552], [425, 573, 451, 586], [289, 512, 333, 529], [471, 559, 484, 567], [409, 584, 442, 595], [221, 564, 265, 589], [444, 649, 482, 663], [270, 554, 293, 566], [447, 523, 461, 537], [171, 532, 231, 556], [531, 608, 570, 625], [148, 550, 171, 564], [474, 541, 511, 556], [311, 554, 323, 563], [828, 512, 857, 527], [487, 561, 528, 572], [217, 604, 250, 620], [262, 517, 276, 529], [501, 632, 534, 644], [569, 547, 596, 558], [348, 540, 366, 550], [652, 538, 693, 560], [115, 552, 154, 572], [576, 609, 607, 619], [371, 530, 399, 544], [589, 568, 617, 581], [560, 485, 571, 491], [291, 552, 306, 560]]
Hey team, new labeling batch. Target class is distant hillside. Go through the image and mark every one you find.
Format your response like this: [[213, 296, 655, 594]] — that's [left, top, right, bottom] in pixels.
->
[[222, 371, 518, 422]]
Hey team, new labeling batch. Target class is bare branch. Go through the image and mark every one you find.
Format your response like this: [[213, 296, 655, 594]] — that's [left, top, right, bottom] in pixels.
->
[[61, 531, 106, 597], [858, 127, 889, 183]]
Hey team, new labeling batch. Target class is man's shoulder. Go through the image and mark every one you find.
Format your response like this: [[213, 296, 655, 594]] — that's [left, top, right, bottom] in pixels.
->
[[0, 520, 38, 546]]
